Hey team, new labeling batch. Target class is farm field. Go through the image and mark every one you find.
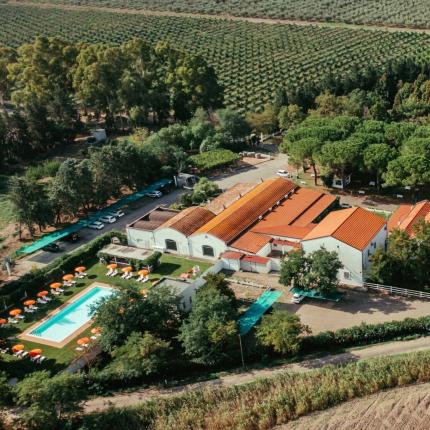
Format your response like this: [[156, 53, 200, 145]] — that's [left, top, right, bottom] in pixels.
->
[[279, 382, 430, 430], [22, 0, 430, 30], [2, 5, 430, 112]]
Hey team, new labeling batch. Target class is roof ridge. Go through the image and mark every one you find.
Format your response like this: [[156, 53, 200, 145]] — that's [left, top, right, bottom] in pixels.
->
[[288, 192, 324, 225]]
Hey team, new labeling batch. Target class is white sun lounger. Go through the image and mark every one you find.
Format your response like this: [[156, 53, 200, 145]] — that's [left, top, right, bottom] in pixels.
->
[[16, 314, 25, 319], [37, 298, 47, 305], [14, 350, 24, 357], [44, 296, 52, 302], [38, 356, 46, 364], [30, 354, 41, 362], [29, 304, 39, 310], [24, 307, 35, 313], [110, 269, 118, 277], [8, 318, 18, 324]]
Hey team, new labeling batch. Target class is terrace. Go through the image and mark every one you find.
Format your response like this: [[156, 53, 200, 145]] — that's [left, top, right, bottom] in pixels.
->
[[0, 254, 212, 378]]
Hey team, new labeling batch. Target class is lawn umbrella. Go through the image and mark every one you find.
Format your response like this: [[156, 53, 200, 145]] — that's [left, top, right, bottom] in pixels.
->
[[12, 344, 24, 352], [29, 349, 42, 357], [91, 327, 102, 335], [77, 337, 90, 346], [9, 309, 22, 316], [23, 300, 36, 306], [75, 266, 86, 273], [138, 269, 149, 276], [106, 263, 117, 270], [0, 319, 7, 325], [50, 282, 62, 289], [122, 266, 132, 273], [37, 291, 48, 297], [63, 274, 74, 281]]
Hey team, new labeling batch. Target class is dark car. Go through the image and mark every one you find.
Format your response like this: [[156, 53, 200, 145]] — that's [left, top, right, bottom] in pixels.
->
[[60, 232, 79, 242], [42, 243, 61, 252]]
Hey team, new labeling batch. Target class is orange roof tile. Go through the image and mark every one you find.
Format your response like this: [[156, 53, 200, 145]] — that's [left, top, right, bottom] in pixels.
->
[[158, 206, 215, 236], [250, 188, 335, 238], [205, 183, 257, 215], [241, 255, 270, 265], [303, 207, 386, 250], [230, 231, 272, 253], [388, 201, 430, 236], [193, 178, 296, 243], [221, 251, 243, 260]]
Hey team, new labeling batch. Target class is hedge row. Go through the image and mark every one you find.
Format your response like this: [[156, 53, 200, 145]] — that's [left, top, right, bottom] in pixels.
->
[[301, 316, 430, 352], [1, 231, 127, 307], [189, 149, 240, 171]]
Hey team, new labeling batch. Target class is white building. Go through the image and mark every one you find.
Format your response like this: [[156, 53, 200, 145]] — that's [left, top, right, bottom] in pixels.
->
[[301, 207, 387, 286]]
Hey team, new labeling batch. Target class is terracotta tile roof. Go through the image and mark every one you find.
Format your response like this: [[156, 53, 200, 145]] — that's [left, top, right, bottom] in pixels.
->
[[205, 183, 257, 215], [230, 231, 272, 253], [272, 239, 301, 248], [158, 206, 215, 236], [388, 201, 430, 236], [250, 188, 334, 239], [241, 255, 270, 265], [303, 207, 386, 250], [193, 178, 296, 243], [220, 251, 243, 260]]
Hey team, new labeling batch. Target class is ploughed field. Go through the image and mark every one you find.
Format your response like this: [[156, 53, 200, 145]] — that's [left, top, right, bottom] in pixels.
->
[[20, 0, 430, 30], [278, 382, 430, 430], [2, 4, 430, 111]]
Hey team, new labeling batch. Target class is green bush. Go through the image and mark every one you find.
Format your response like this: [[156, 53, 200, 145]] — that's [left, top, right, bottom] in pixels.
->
[[25, 160, 61, 181], [301, 316, 430, 352], [188, 149, 240, 172], [1, 231, 126, 307]]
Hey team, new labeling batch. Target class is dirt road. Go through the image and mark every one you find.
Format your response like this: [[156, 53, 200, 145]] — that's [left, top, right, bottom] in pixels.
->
[[83, 336, 430, 413], [8, 1, 430, 35]]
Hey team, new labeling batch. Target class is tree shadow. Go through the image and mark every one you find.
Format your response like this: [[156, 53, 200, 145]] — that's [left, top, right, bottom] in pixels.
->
[[156, 263, 182, 276]]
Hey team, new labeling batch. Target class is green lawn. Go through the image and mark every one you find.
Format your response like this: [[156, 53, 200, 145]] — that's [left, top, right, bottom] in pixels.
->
[[0, 174, 14, 231], [1, 254, 212, 377]]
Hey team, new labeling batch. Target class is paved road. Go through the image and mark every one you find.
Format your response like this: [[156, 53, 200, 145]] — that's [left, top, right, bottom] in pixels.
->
[[22, 155, 288, 267], [83, 336, 430, 413]]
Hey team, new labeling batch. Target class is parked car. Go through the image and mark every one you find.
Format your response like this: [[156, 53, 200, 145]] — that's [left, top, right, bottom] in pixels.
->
[[147, 191, 162, 198], [277, 169, 292, 178], [88, 221, 105, 230], [291, 293, 305, 304], [340, 202, 352, 209], [60, 232, 79, 242], [42, 243, 60, 252], [99, 215, 116, 224], [109, 210, 125, 218]]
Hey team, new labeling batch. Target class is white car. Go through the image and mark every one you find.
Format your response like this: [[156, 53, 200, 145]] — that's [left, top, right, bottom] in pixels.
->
[[277, 169, 292, 178], [99, 215, 116, 224], [88, 221, 105, 230], [109, 210, 125, 218], [291, 293, 305, 304], [147, 191, 162, 198]]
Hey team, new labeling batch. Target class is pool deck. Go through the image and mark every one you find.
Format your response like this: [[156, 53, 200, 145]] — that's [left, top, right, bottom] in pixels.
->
[[19, 282, 114, 348]]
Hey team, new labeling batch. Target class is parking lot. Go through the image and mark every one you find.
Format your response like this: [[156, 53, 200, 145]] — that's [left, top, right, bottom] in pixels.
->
[[228, 273, 430, 334]]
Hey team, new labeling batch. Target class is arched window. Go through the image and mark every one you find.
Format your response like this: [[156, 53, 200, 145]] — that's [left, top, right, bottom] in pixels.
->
[[165, 239, 177, 251], [202, 245, 215, 257]]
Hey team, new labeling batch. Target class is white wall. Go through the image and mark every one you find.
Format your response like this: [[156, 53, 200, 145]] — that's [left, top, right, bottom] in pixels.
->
[[301, 236, 364, 286], [127, 227, 155, 249], [221, 257, 241, 271], [153, 228, 190, 256], [362, 225, 387, 271], [189, 234, 227, 260], [256, 242, 272, 257]]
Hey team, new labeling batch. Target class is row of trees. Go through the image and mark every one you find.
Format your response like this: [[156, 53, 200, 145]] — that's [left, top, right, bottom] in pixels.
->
[[0, 36, 223, 165], [281, 114, 430, 190]]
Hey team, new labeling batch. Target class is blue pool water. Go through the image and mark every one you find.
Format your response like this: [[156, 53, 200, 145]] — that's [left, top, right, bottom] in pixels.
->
[[30, 286, 114, 342]]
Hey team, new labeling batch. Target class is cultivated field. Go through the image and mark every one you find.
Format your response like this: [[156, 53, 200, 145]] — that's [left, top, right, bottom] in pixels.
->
[[21, 0, 430, 30], [279, 382, 430, 430], [2, 4, 430, 111]]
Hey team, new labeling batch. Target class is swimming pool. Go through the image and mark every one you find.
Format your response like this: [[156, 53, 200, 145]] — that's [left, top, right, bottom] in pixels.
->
[[29, 285, 114, 343]]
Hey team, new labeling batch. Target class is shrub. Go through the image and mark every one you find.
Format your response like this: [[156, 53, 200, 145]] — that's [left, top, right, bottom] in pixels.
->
[[25, 160, 61, 181], [188, 149, 240, 172]]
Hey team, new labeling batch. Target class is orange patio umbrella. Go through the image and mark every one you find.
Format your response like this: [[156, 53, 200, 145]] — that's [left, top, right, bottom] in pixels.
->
[[138, 269, 149, 276], [106, 263, 117, 270], [75, 266, 86, 273], [63, 274, 74, 281], [91, 327, 102, 335], [140, 288, 148, 295], [122, 266, 133, 273], [29, 348, 42, 357], [37, 291, 48, 297], [0, 319, 7, 325], [23, 299, 36, 306], [50, 282, 62, 289], [12, 344, 25, 352], [77, 337, 90, 346], [9, 309, 22, 316]]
